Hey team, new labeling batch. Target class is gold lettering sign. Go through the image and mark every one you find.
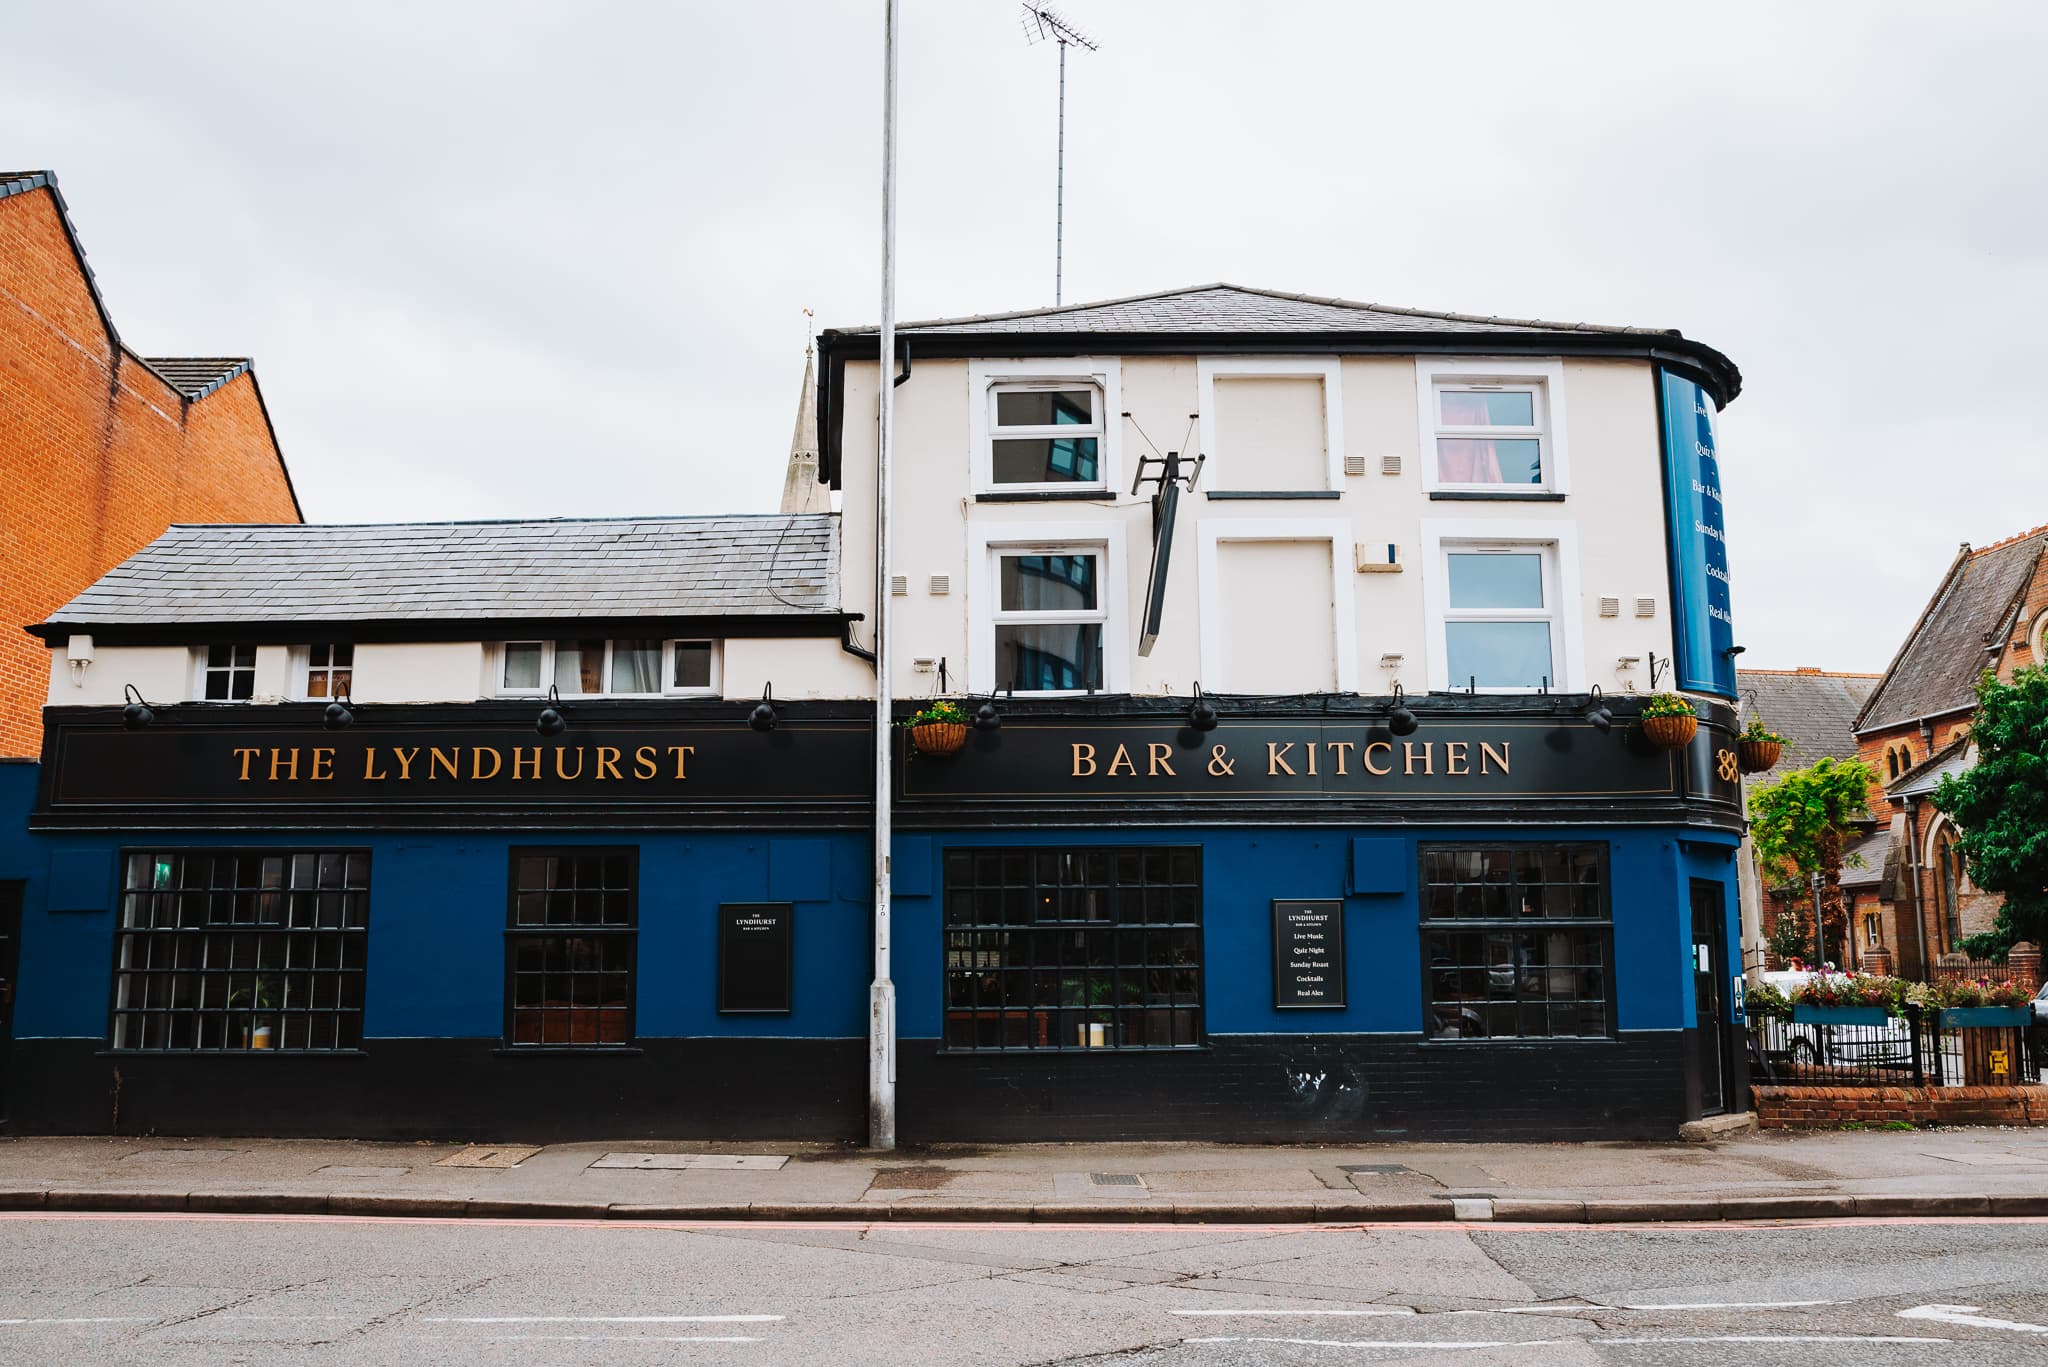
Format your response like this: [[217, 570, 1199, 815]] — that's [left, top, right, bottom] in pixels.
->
[[232, 742, 700, 788]]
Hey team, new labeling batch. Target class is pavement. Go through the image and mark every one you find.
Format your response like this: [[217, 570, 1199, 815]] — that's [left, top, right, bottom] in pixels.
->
[[5, 1119, 2048, 1224]]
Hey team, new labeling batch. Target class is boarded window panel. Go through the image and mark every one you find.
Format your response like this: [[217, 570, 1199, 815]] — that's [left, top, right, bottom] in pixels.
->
[[1214, 377, 1327, 490], [1215, 541, 1336, 692]]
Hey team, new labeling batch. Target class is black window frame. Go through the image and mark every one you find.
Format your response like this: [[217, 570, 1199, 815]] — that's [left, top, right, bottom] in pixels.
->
[[940, 845, 1205, 1054], [107, 847, 371, 1054], [503, 846, 639, 1051], [200, 644, 257, 701], [1419, 842, 1615, 1043]]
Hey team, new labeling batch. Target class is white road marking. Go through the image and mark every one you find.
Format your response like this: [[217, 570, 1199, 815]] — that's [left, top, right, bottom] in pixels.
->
[[1187, 1338, 1571, 1349], [487, 1335, 762, 1343], [425, 1314, 781, 1324], [1620, 1299, 1839, 1310], [0, 1317, 150, 1326], [1607, 1336, 1949, 1345], [1900, 1303, 2048, 1334], [1174, 1300, 1839, 1317]]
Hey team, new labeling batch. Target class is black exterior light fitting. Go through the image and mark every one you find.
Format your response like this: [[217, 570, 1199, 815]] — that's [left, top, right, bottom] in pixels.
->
[[1387, 683, 1418, 737], [121, 683, 154, 731], [1187, 683, 1219, 733], [973, 687, 1006, 732], [749, 683, 778, 733], [322, 686, 355, 731], [1584, 684, 1614, 733], [535, 685, 567, 738]]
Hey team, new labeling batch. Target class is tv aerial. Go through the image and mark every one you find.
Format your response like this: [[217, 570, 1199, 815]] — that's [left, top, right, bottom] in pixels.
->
[[1021, 5, 1099, 306]]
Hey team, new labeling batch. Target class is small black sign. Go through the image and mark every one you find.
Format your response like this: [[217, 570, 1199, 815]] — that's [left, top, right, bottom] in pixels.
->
[[1272, 899, 1345, 1010], [718, 902, 793, 1014]]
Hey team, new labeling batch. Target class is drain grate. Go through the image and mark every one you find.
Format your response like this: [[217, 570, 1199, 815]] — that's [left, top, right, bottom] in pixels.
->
[[435, 1146, 540, 1169], [1089, 1172, 1145, 1187]]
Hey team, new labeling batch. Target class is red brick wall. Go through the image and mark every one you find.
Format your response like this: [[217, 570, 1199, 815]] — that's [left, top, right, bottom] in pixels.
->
[[1755, 1084, 2048, 1129], [0, 186, 300, 757]]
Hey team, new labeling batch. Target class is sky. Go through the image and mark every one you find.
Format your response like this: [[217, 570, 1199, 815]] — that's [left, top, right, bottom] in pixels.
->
[[7, 1, 2045, 673]]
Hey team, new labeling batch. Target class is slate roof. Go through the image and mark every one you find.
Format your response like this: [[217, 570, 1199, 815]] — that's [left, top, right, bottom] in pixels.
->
[[142, 357, 252, 401], [37, 515, 841, 630], [1839, 830, 1892, 890], [1856, 529, 2048, 734], [1737, 669, 1880, 783], [870, 283, 1686, 339], [1891, 734, 1972, 800]]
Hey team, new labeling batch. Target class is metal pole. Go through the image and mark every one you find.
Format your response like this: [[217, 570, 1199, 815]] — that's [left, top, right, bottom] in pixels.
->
[[1809, 870, 1826, 970], [1054, 38, 1066, 306], [868, 0, 899, 1152]]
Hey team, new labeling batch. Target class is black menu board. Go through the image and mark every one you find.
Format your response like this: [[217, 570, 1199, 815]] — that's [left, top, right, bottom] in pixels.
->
[[718, 902, 793, 1014], [1272, 899, 1345, 1010]]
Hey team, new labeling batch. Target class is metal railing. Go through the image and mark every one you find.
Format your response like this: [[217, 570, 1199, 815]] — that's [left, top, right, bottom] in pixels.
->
[[1747, 1007, 2038, 1088]]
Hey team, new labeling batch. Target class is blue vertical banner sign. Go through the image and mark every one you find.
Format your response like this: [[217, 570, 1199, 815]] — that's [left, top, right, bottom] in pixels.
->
[[1658, 369, 1736, 697]]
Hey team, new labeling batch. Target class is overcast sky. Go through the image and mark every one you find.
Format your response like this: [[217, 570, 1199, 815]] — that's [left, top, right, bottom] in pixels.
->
[[8, 2, 2044, 673]]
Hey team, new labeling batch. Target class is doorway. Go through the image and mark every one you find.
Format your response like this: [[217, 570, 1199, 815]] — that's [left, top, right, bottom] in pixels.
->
[[1690, 878, 1733, 1115]]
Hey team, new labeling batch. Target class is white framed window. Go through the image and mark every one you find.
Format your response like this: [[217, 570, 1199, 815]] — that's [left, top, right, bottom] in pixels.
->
[[1197, 357, 1345, 492], [492, 639, 721, 698], [1421, 520, 1585, 693], [1416, 358, 1569, 495], [967, 520, 1130, 694], [1195, 519, 1358, 693], [293, 643, 354, 700], [968, 358, 1122, 494], [196, 644, 256, 701]]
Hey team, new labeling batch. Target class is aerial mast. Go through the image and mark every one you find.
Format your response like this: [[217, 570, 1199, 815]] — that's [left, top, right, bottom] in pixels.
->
[[1021, 4, 1098, 306]]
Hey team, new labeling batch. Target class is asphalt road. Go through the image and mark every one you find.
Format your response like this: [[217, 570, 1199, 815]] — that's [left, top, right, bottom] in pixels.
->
[[1, 1214, 2046, 1365]]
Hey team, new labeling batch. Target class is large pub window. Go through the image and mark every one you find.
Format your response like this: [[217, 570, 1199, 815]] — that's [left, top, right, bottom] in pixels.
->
[[1421, 844, 1613, 1040], [942, 846, 1203, 1052], [110, 850, 369, 1052], [506, 848, 636, 1048]]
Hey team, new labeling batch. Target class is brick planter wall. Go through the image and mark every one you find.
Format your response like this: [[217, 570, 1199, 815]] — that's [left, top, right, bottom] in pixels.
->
[[1754, 1084, 2048, 1129]]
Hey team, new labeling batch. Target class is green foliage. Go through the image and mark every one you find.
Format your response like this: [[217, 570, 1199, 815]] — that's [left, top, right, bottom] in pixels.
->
[[1764, 907, 1812, 968], [1739, 718, 1787, 745], [1743, 979, 1789, 1016], [1749, 757, 1878, 876], [901, 699, 969, 728], [1932, 666, 2048, 953], [1640, 692, 1697, 720]]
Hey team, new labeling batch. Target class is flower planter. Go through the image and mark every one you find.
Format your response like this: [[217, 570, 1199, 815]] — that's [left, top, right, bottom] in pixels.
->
[[1737, 738, 1783, 773], [1940, 1006, 2031, 1028], [1791, 1005, 1892, 1026], [910, 721, 967, 757], [1640, 713, 1697, 749]]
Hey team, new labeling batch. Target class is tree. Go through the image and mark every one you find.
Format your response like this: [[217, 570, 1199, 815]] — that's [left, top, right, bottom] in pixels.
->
[[1749, 756, 1878, 967], [1932, 666, 2048, 955]]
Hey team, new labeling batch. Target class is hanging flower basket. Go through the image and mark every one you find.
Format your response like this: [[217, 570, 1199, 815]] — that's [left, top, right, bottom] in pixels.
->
[[1738, 738, 1782, 773], [910, 721, 967, 757], [1638, 693, 1698, 750]]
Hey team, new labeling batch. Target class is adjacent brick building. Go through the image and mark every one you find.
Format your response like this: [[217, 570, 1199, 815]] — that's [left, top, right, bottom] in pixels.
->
[[0, 170, 301, 757], [1851, 525, 2048, 977]]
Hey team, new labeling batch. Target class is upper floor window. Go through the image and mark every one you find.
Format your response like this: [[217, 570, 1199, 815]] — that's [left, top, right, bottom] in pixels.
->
[[200, 644, 256, 701], [993, 549, 1106, 693], [990, 384, 1104, 488], [301, 643, 354, 699], [1197, 356, 1344, 493], [1418, 358, 1568, 496], [969, 358, 1121, 495], [1441, 544, 1560, 690], [495, 639, 720, 698]]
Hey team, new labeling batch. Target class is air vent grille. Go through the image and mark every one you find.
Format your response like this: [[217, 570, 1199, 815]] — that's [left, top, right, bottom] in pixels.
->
[[1599, 596, 1620, 618], [1343, 454, 1368, 477], [890, 575, 908, 596], [929, 574, 952, 596], [1634, 596, 1657, 618], [1381, 453, 1403, 476]]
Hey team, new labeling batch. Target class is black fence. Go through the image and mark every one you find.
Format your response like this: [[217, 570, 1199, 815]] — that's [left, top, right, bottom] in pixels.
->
[[1748, 1007, 2039, 1088]]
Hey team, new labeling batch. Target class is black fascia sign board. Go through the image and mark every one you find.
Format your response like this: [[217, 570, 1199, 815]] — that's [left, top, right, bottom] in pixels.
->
[[1272, 898, 1345, 1010], [718, 902, 793, 1014]]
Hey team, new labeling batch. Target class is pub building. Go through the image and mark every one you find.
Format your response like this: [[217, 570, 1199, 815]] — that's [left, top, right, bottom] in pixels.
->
[[7, 283, 1750, 1143]]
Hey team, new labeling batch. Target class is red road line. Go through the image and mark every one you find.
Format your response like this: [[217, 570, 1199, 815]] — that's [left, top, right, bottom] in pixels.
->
[[2, 1211, 2046, 1233]]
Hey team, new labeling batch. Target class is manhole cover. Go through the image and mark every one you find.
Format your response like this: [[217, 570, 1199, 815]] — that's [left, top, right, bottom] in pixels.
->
[[872, 1167, 952, 1190], [1340, 1163, 1410, 1176], [434, 1146, 540, 1169], [589, 1153, 789, 1171], [1089, 1172, 1145, 1187]]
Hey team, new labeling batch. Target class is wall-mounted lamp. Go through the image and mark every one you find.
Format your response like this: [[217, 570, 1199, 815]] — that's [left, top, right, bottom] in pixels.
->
[[749, 683, 778, 732], [121, 683, 154, 731], [323, 686, 355, 731], [1187, 683, 1219, 733], [973, 687, 1006, 732], [1583, 684, 1614, 733], [67, 633, 94, 687], [1387, 683, 1418, 737], [535, 684, 567, 738]]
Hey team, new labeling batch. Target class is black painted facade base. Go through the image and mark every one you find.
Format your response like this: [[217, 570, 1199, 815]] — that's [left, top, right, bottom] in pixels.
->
[[897, 1032, 1693, 1144], [2, 1039, 866, 1143]]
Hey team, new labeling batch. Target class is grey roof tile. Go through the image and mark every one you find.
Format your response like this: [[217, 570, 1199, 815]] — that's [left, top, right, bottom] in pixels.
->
[[142, 357, 252, 400], [42, 514, 842, 627], [1738, 669, 1880, 785]]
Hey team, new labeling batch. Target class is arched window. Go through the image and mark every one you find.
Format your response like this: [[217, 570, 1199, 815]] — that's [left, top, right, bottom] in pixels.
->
[[1887, 750, 1899, 780], [1936, 829, 1963, 950]]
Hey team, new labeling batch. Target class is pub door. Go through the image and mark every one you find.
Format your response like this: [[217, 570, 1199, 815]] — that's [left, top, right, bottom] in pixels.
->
[[1689, 878, 1733, 1115], [0, 881, 19, 1124]]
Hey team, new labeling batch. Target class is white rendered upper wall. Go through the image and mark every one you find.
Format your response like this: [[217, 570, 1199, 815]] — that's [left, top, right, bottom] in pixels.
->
[[833, 351, 1689, 699]]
